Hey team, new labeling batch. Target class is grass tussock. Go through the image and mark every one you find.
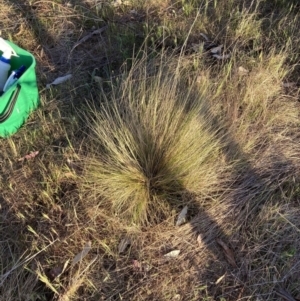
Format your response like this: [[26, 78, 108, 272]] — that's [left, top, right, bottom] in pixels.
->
[[83, 54, 229, 224]]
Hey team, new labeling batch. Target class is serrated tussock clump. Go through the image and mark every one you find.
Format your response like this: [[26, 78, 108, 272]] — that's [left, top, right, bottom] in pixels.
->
[[83, 55, 229, 224]]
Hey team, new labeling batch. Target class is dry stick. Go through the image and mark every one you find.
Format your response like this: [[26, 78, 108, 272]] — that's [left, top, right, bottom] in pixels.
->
[[216, 238, 238, 268], [70, 26, 108, 53]]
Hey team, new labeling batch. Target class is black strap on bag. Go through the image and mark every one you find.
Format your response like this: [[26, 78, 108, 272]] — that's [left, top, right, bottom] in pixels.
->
[[0, 84, 21, 123]]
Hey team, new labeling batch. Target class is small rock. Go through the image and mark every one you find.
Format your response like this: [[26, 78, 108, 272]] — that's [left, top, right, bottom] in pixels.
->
[[176, 206, 188, 226], [164, 250, 180, 258]]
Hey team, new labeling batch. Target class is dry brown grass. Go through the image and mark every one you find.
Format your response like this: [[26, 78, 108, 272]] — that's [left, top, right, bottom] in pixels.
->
[[0, 0, 300, 300]]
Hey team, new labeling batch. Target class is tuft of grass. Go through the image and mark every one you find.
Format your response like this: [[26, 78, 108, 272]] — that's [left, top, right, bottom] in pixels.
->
[[82, 53, 229, 225]]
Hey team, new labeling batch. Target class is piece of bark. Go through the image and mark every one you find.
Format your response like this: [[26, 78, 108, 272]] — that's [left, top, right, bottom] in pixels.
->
[[216, 238, 238, 268]]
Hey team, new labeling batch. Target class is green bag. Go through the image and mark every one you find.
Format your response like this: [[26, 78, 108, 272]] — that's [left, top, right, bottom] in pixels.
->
[[0, 41, 39, 137]]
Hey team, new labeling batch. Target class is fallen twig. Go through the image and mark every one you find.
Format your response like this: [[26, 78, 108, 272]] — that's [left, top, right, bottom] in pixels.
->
[[71, 26, 108, 53]]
